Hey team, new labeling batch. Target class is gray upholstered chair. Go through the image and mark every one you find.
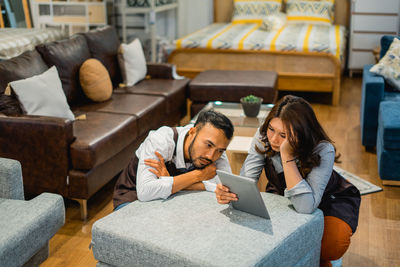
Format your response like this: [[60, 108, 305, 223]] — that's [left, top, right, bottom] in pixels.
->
[[0, 157, 65, 267]]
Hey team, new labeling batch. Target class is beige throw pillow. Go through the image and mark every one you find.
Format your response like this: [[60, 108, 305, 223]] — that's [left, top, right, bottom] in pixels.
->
[[79, 58, 113, 102], [370, 38, 400, 91]]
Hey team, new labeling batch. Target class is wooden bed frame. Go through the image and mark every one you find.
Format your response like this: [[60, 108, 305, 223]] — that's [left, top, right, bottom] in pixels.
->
[[168, 0, 350, 106]]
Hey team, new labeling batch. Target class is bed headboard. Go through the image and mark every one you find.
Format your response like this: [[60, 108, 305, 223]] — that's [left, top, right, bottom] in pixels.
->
[[213, 0, 350, 27]]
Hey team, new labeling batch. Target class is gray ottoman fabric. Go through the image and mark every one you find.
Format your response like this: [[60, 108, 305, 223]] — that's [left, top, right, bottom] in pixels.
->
[[0, 193, 65, 267], [0, 157, 65, 267], [92, 191, 323, 267], [23, 242, 49, 267], [0, 158, 24, 200]]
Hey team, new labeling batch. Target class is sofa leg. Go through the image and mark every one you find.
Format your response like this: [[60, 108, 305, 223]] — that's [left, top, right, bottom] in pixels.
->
[[73, 199, 88, 220]]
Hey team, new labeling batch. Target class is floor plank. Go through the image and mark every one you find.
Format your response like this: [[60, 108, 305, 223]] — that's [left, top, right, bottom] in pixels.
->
[[41, 76, 400, 266]]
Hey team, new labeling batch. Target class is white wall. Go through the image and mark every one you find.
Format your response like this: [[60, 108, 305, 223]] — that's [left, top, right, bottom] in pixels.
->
[[177, 0, 213, 38]]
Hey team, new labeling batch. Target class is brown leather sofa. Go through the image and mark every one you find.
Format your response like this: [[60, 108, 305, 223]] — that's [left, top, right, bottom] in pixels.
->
[[0, 26, 189, 219]]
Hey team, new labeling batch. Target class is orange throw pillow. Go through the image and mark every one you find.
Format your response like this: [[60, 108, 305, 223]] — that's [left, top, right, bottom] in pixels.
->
[[79, 58, 112, 102]]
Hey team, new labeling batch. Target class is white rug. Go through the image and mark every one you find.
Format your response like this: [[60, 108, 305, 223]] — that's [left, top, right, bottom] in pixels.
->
[[334, 165, 382, 195]]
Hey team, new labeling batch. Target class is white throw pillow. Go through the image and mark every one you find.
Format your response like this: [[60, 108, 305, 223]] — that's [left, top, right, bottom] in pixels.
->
[[259, 12, 287, 31], [119, 39, 147, 86], [10, 66, 75, 120], [370, 38, 400, 91]]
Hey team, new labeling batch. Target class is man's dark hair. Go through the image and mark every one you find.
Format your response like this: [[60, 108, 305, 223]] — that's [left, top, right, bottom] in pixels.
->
[[194, 110, 234, 140]]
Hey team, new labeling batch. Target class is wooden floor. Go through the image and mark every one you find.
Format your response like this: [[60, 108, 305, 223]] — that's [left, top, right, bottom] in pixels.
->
[[41, 76, 400, 267]]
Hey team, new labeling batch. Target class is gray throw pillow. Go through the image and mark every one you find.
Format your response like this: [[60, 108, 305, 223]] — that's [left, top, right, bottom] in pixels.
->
[[10, 66, 75, 120]]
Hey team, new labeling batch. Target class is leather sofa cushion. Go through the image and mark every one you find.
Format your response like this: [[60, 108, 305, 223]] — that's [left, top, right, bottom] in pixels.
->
[[114, 78, 189, 114], [36, 35, 91, 106], [0, 95, 22, 115], [0, 50, 48, 93], [75, 94, 166, 137], [68, 141, 138, 199], [80, 26, 122, 87], [79, 58, 113, 102], [189, 70, 277, 103], [0, 50, 48, 115], [71, 112, 138, 170]]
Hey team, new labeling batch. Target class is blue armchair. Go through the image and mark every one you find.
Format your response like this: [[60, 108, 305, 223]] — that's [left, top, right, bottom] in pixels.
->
[[360, 35, 400, 149]]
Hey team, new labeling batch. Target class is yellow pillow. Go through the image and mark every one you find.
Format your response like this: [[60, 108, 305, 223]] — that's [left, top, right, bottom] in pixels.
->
[[286, 0, 334, 26], [232, 0, 282, 25], [79, 58, 112, 102]]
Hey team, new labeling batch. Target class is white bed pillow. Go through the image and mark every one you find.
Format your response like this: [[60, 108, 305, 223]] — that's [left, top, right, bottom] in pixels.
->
[[232, 0, 282, 25], [118, 39, 147, 86], [10, 66, 75, 120], [286, 0, 334, 26], [370, 38, 400, 91]]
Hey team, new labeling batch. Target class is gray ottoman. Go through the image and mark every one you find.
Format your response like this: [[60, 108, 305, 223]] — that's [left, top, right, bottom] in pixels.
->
[[92, 191, 323, 267]]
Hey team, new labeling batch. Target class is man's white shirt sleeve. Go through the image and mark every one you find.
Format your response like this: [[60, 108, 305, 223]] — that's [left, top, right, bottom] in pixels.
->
[[136, 127, 175, 202]]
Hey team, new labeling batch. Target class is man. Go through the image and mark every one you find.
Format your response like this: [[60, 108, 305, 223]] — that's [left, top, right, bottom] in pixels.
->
[[113, 110, 234, 210]]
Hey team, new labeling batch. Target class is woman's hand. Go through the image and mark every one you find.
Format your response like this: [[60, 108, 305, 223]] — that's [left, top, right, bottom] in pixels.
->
[[280, 138, 295, 160], [215, 184, 238, 204], [144, 151, 170, 178]]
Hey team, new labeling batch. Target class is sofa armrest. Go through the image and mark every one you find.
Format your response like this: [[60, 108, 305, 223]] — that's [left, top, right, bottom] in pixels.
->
[[0, 115, 75, 196], [0, 157, 24, 200], [146, 63, 174, 79], [360, 64, 385, 147]]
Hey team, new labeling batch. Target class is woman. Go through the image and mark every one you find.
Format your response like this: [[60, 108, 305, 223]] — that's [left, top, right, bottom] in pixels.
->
[[216, 95, 360, 267]]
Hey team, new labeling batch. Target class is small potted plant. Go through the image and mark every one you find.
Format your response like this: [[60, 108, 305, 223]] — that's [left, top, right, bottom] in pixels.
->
[[240, 94, 263, 117]]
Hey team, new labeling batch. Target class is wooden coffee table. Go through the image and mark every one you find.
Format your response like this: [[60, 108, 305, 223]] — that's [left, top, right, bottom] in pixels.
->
[[191, 101, 273, 191]]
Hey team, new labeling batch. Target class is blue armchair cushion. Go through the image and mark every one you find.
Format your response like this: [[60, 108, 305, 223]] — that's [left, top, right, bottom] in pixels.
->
[[377, 131, 400, 181], [378, 101, 400, 150], [360, 65, 385, 147]]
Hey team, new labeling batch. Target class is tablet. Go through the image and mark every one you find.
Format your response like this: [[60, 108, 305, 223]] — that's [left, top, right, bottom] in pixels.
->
[[217, 170, 270, 219]]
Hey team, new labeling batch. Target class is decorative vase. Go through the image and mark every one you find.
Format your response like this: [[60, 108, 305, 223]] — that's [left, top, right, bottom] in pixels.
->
[[240, 97, 263, 117]]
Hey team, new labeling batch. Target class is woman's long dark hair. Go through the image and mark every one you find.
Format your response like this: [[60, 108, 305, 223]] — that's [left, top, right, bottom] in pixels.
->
[[258, 95, 340, 176]]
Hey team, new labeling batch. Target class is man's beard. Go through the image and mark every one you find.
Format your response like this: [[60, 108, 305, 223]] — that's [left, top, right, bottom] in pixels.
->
[[188, 133, 212, 169]]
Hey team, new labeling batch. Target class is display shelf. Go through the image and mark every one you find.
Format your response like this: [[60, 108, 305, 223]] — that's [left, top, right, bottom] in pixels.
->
[[115, 0, 178, 62], [31, 0, 107, 36], [348, 0, 400, 76]]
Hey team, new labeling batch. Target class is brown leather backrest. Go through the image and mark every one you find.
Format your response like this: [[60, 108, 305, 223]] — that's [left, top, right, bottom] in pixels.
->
[[80, 26, 122, 87], [36, 35, 91, 106], [0, 50, 48, 94], [213, 0, 350, 27]]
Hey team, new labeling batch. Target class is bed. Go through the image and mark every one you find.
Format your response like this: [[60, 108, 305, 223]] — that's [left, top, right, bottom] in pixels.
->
[[0, 28, 66, 60], [168, 0, 350, 106]]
